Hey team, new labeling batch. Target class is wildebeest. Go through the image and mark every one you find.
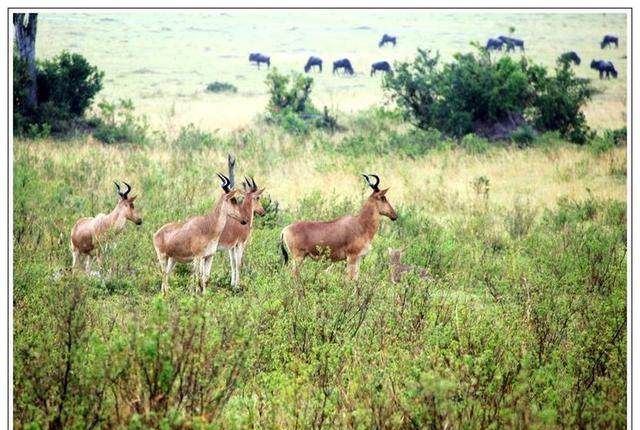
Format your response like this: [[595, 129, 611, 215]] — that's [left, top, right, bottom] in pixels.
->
[[601, 35, 619, 49], [590, 60, 618, 79], [304, 56, 322, 73], [498, 36, 525, 51], [333, 58, 354, 75], [249, 53, 270, 68], [370, 61, 392, 76], [378, 34, 397, 47], [485, 38, 504, 51], [559, 51, 581, 65]]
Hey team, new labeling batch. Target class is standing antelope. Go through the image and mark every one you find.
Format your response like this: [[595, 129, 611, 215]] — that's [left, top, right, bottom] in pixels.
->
[[70, 182, 142, 274], [281, 174, 397, 280], [216, 176, 265, 289], [153, 173, 248, 294]]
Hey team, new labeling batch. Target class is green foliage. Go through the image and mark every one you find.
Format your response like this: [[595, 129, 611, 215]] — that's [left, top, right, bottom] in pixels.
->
[[205, 81, 238, 93], [265, 69, 338, 134], [173, 123, 221, 149], [527, 60, 596, 144], [461, 134, 491, 155], [14, 50, 104, 135], [383, 47, 595, 143], [511, 123, 537, 148], [90, 99, 148, 145]]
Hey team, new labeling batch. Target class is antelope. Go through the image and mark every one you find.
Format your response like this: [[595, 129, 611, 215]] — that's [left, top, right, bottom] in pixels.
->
[[70, 182, 142, 274], [280, 174, 397, 280], [153, 172, 248, 294], [216, 176, 265, 289]]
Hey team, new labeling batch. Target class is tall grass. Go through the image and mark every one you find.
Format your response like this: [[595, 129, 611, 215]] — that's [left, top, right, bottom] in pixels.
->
[[13, 116, 627, 427]]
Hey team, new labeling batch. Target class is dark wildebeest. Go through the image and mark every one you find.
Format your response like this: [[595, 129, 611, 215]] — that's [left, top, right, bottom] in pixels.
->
[[590, 60, 618, 79], [559, 51, 581, 65], [601, 35, 619, 49], [498, 36, 525, 51], [249, 53, 270, 68], [304, 56, 322, 73], [378, 34, 397, 47], [333, 58, 354, 75], [370, 61, 392, 76], [485, 38, 504, 51]]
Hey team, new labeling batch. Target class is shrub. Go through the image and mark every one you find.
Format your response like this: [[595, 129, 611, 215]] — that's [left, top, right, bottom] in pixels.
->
[[13, 50, 104, 135], [461, 134, 491, 155], [383, 46, 595, 143], [205, 81, 237, 93], [264, 69, 338, 134], [90, 99, 148, 145], [173, 123, 221, 149], [527, 59, 596, 144], [511, 124, 537, 148]]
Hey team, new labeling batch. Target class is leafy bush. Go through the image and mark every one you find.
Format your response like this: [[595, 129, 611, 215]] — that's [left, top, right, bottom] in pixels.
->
[[265, 69, 338, 133], [14, 51, 104, 135], [90, 99, 148, 145], [205, 81, 237, 93], [461, 134, 491, 155], [173, 123, 221, 149], [511, 123, 537, 148], [383, 46, 595, 143]]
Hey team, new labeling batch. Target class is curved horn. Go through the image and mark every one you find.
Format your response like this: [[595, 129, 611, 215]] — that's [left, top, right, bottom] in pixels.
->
[[114, 181, 122, 197], [368, 174, 380, 190], [122, 182, 132, 199], [250, 176, 257, 191], [217, 172, 231, 192]]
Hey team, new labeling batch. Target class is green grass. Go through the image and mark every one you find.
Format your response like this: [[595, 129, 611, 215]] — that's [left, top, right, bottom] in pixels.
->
[[13, 120, 626, 427]]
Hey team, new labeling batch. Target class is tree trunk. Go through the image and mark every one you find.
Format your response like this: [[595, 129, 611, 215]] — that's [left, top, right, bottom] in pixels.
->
[[13, 13, 38, 111]]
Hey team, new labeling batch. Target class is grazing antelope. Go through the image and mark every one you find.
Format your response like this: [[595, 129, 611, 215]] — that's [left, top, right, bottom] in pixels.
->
[[388, 248, 431, 283], [216, 176, 265, 289], [153, 173, 248, 294], [70, 182, 142, 274], [281, 174, 397, 280]]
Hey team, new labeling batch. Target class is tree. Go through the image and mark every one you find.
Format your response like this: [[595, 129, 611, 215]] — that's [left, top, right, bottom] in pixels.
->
[[13, 13, 38, 111]]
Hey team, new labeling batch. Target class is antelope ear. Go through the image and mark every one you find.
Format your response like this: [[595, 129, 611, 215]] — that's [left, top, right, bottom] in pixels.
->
[[129, 195, 138, 202], [226, 189, 239, 198], [379, 187, 390, 196], [256, 188, 265, 196]]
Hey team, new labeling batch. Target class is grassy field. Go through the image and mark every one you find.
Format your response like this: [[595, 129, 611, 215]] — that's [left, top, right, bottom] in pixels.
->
[[14, 10, 628, 430], [36, 11, 627, 132]]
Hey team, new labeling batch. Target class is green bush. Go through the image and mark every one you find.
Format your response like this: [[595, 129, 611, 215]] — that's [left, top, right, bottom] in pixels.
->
[[173, 123, 221, 149], [13, 50, 104, 135], [90, 99, 148, 145], [264, 69, 338, 134], [205, 81, 237, 93], [461, 134, 491, 155], [511, 124, 537, 148], [383, 46, 595, 143]]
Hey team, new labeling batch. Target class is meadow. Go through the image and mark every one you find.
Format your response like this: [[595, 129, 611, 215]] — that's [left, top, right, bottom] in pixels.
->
[[14, 10, 628, 430]]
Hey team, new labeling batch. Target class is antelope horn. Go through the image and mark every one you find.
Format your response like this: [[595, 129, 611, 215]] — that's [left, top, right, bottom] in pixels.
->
[[114, 181, 122, 196], [250, 176, 257, 191], [368, 173, 380, 190], [217, 172, 231, 192], [122, 182, 132, 199]]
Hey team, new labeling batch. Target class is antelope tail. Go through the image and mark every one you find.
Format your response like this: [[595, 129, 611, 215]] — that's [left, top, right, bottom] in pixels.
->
[[280, 233, 289, 265]]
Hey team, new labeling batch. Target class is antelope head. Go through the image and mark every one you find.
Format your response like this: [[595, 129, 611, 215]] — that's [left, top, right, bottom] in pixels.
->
[[363, 173, 397, 221], [217, 172, 248, 225], [243, 176, 266, 216], [114, 181, 142, 225]]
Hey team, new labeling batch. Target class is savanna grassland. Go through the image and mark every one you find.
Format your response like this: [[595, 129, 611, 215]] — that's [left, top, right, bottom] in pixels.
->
[[14, 11, 628, 430]]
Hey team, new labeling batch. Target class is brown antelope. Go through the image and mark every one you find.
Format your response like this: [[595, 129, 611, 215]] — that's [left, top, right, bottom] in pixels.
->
[[153, 173, 248, 294], [388, 248, 431, 283], [280, 174, 397, 280], [216, 175, 265, 289], [70, 182, 142, 274]]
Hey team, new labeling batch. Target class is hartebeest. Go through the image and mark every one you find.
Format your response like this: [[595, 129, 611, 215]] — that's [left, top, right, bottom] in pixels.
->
[[70, 182, 142, 274], [216, 176, 265, 289], [153, 173, 248, 294], [280, 174, 397, 280]]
